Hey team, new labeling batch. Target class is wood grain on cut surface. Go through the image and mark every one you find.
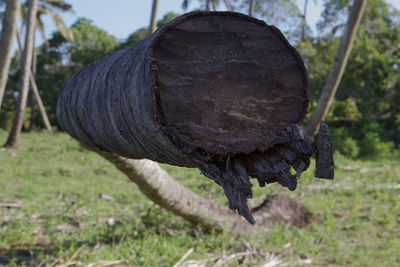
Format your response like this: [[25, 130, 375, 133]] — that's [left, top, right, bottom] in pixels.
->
[[153, 13, 308, 154]]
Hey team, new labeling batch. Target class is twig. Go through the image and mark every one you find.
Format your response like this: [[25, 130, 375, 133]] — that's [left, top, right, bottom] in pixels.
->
[[213, 251, 255, 267], [58, 246, 84, 267], [0, 202, 22, 208], [49, 258, 60, 267], [85, 260, 129, 267], [173, 248, 195, 267]]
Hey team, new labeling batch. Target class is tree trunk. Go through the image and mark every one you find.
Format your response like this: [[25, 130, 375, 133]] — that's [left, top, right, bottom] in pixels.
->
[[305, 0, 367, 136], [205, 0, 211, 11], [57, 12, 318, 224], [4, 0, 38, 148], [249, 0, 255, 16], [0, 0, 21, 111], [88, 146, 312, 232], [300, 0, 308, 41], [15, 25, 52, 132], [28, 71, 52, 131], [28, 27, 37, 132], [149, 0, 159, 34], [223, 0, 233, 11]]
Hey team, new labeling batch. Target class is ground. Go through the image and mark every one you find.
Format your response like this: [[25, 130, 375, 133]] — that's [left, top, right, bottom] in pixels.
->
[[0, 130, 399, 266]]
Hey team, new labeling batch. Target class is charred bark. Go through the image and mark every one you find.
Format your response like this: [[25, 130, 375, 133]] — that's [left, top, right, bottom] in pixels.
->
[[57, 11, 331, 224]]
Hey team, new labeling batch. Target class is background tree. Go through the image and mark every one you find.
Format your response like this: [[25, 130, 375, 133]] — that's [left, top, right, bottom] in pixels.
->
[[20, 0, 74, 47], [298, 0, 400, 158], [14, 24, 52, 131], [305, 0, 367, 136], [149, 0, 159, 34], [182, 0, 221, 11], [0, 0, 21, 111], [120, 12, 179, 49], [67, 18, 117, 67], [4, 0, 38, 148], [249, 0, 254, 16], [22, 0, 74, 130], [232, 0, 303, 42]]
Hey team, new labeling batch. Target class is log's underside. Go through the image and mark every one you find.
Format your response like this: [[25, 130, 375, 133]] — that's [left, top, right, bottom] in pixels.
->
[[57, 12, 323, 225]]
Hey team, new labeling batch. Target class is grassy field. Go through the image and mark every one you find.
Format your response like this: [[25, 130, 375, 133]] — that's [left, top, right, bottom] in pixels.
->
[[0, 130, 399, 266]]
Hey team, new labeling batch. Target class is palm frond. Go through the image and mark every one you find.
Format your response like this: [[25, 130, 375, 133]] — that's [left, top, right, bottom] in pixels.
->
[[39, 0, 74, 13], [37, 18, 50, 47], [50, 12, 74, 41]]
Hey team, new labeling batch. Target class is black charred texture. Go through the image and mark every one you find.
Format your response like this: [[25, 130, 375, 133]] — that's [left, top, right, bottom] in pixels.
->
[[198, 124, 314, 223], [315, 122, 335, 179], [56, 11, 327, 224], [200, 157, 254, 223]]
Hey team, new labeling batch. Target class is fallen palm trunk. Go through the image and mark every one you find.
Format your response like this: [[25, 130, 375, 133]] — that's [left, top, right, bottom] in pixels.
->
[[57, 11, 331, 224], [89, 146, 312, 231]]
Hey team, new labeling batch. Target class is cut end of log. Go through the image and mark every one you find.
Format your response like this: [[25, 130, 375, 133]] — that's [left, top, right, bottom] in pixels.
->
[[151, 11, 309, 155]]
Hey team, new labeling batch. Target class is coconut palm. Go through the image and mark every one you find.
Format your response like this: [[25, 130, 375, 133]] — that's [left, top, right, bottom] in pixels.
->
[[149, 0, 158, 34], [4, 0, 38, 148], [182, 0, 222, 11], [305, 0, 367, 136], [20, 0, 74, 47], [19, 0, 74, 131], [249, 0, 254, 16], [0, 0, 21, 111]]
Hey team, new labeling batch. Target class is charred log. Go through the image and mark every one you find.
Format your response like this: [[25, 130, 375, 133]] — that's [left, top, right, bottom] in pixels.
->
[[57, 11, 331, 224]]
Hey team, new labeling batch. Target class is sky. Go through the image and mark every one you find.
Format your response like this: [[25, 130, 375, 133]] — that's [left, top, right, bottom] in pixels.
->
[[13, 0, 400, 48]]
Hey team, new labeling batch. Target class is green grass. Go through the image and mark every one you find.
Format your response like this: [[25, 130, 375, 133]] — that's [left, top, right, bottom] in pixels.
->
[[0, 130, 399, 266]]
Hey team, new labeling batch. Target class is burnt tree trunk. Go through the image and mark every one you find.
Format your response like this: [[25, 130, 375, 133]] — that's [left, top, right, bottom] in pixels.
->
[[57, 12, 323, 225]]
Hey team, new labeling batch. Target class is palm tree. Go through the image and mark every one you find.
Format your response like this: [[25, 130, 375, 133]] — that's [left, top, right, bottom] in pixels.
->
[[15, 27, 52, 131], [249, 0, 255, 16], [0, 0, 21, 111], [4, 0, 38, 148], [300, 0, 309, 40], [20, 0, 74, 47], [182, 0, 222, 11], [19, 0, 74, 131], [149, 0, 159, 34], [305, 0, 367, 136]]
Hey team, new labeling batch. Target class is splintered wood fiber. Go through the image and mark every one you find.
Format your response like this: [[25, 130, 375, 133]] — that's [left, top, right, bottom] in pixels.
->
[[57, 12, 313, 224]]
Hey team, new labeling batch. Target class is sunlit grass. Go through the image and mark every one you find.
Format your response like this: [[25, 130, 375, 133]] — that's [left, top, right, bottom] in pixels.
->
[[0, 130, 399, 266]]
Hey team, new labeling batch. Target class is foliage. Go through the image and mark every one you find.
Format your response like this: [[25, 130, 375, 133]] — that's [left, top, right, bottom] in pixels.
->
[[327, 98, 360, 120], [68, 18, 118, 66], [359, 132, 394, 159], [300, 0, 400, 157], [252, 0, 303, 41], [119, 12, 179, 49], [0, 132, 399, 266], [330, 128, 360, 158], [231, 0, 302, 42], [20, 0, 75, 46]]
